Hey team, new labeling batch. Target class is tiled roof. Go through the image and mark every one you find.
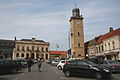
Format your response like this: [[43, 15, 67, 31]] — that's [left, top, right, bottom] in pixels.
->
[[97, 28, 120, 44], [50, 51, 67, 55]]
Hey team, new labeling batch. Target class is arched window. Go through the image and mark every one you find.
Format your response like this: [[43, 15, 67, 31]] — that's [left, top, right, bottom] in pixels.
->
[[21, 53, 24, 57], [16, 53, 19, 57]]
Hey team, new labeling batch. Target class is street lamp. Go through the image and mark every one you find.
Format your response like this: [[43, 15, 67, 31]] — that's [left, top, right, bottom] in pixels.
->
[[85, 54, 89, 59]]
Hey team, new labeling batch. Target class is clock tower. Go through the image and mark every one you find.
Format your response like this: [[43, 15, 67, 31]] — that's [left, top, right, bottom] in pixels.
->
[[69, 8, 84, 59]]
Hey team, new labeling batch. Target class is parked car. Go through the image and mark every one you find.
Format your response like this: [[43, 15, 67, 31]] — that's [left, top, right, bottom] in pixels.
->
[[63, 60, 112, 80], [14, 59, 28, 68], [0, 59, 19, 74], [47, 60, 53, 64], [99, 60, 120, 72], [57, 60, 69, 70], [11, 60, 22, 70], [51, 60, 60, 66], [31, 59, 38, 64], [85, 57, 102, 64]]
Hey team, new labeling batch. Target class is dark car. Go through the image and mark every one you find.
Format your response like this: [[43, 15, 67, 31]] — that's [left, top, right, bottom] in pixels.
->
[[0, 59, 19, 74], [99, 60, 120, 72], [63, 60, 112, 80], [15, 59, 28, 68]]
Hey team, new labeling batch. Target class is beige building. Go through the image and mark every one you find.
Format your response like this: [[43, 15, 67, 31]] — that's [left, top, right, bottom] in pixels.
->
[[70, 8, 84, 58], [96, 28, 120, 60], [13, 38, 50, 60], [85, 36, 100, 58], [85, 27, 120, 60]]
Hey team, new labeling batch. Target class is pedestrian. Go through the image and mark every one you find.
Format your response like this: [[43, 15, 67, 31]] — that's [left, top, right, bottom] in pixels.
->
[[37, 59, 42, 72], [27, 58, 33, 72]]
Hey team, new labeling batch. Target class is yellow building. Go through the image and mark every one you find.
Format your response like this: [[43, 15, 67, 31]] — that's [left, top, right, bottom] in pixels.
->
[[70, 8, 85, 58], [13, 38, 50, 60]]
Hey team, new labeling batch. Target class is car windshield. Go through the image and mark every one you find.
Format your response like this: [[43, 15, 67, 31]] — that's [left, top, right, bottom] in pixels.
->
[[86, 61, 98, 66], [108, 60, 120, 64]]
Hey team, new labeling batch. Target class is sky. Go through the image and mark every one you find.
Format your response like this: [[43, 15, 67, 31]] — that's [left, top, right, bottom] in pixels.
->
[[0, 0, 120, 51]]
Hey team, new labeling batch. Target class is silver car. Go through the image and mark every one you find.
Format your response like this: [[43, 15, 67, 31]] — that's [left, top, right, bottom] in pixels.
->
[[99, 60, 120, 72]]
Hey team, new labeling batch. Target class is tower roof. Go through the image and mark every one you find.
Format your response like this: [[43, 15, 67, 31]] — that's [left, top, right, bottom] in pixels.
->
[[70, 8, 83, 21]]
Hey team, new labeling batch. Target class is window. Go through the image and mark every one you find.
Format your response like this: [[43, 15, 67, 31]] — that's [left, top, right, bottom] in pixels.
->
[[102, 46, 104, 51], [37, 47, 39, 50], [61, 61, 65, 63], [42, 47, 44, 52], [16, 53, 19, 57], [46, 48, 48, 52], [108, 43, 110, 50], [22, 46, 24, 51], [105, 44, 106, 51], [17, 46, 20, 51], [78, 61, 88, 66], [32, 46, 34, 51], [99, 47, 100, 52], [78, 32, 80, 37], [27, 47, 29, 51], [112, 41, 115, 49], [21, 53, 24, 57], [78, 43, 80, 47]]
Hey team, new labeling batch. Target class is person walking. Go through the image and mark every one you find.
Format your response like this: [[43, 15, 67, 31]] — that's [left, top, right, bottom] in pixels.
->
[[37, 59, 42, 72], [27, 58, 33, 72]]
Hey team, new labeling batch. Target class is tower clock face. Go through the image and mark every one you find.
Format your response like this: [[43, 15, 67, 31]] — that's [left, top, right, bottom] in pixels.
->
[[77, 21, 80, 24]]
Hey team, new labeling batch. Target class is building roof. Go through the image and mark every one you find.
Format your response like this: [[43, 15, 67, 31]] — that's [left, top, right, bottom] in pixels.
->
[[97, 28, 120, 44], [49, 51, 67, 55], [20, 39, 45, 42]]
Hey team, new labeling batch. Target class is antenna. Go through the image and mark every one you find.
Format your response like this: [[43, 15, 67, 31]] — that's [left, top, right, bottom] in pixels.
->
[[74, 0, 77, 8], [75, 3, 77, 8]]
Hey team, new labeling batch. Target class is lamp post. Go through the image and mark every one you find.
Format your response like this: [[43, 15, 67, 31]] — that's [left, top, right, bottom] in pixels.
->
[[56, 43, 59, 51]]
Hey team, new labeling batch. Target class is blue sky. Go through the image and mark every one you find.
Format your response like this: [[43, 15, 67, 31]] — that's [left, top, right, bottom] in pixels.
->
[[0, 0, 120, 51]]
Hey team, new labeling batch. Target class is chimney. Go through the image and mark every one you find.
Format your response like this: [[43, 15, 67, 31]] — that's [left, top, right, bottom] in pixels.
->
[[109, 27, 113, 32], [14, 36, 17, 41], [32, 38, 35, 42]]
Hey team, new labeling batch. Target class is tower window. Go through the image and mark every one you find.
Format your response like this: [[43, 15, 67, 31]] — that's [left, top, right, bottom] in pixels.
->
[[78, 43, 80, 47], [78, 32, 80, 37]]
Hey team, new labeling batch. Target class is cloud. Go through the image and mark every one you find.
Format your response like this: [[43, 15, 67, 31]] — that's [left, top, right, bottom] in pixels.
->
[[0, 0, 120, 50]]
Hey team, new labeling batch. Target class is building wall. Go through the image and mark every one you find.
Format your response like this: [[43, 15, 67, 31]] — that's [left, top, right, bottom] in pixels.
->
[[103, 35, 120, 60], [95, 34, 120, 60], [13, 38, 50, 60]]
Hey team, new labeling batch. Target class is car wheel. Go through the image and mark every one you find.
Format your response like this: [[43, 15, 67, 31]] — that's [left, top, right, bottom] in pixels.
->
[[65, 70, 71, 77], [58, 66, 62, 70], [95, 72, 102, 80]]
